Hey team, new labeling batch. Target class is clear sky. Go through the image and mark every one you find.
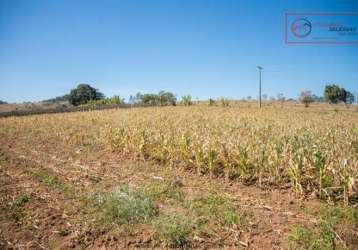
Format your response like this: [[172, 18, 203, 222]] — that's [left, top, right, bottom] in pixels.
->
[[0, 0, 357, 103]]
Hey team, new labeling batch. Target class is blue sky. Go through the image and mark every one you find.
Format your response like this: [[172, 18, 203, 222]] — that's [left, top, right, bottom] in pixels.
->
[[0, 0, 357, 103]]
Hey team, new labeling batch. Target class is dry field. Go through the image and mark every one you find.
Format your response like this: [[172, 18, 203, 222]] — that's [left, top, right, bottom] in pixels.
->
[[0, 105, 357, 249]]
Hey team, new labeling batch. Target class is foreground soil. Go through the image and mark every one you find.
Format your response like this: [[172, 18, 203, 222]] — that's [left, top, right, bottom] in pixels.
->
[[1, 144, 355, 249]]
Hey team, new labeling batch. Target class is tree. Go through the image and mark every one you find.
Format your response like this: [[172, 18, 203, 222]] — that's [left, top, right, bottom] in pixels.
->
[[345, 91, 355, 104], [262, 94, 268, 100], [140, 93, 160, 105], [299, 91, 314, 107], [181, 95, 193, 106], [131, 91, 176, 106], [324, 84, 347, 104], [68, 84, 104, 106], [158, 91, 177, 106], [0, 100, 7, 105], [129, 92, 143, 104]]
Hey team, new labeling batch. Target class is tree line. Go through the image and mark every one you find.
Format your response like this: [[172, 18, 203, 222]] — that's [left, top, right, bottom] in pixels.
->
[[300, 84, 356, 107], [1, 83, 355, 107], [58, 84, 186, 106], [55, 83, 357, 107]]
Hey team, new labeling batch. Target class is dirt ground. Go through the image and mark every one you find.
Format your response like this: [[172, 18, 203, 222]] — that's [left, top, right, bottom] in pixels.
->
[[1, 143, 344, 250]]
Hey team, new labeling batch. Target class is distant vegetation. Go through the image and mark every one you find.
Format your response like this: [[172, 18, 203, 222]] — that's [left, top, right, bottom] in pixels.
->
[[34, 82, 358, 108], [1, 82, 357, 116], [181, 95, 193, 106], [85, 95, 124, 105], [299, 91, 315, 107], [324, 84, 355, 104], [219, 97, 230, 107], [42, 95, 69, 103], [129, 91, 177, 106]]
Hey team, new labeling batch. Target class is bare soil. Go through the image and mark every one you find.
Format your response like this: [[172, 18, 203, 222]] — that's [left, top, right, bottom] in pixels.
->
[[0, 143, 328, 249]]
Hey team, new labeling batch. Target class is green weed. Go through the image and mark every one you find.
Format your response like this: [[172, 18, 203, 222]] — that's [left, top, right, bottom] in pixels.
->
[[13, 194, 30, 207], [187, 194, 244, 227], [287, 204, 358, 249], [153, 213, 192, 248], [98, 185, 158, 225], [143, 179, 184, 202]]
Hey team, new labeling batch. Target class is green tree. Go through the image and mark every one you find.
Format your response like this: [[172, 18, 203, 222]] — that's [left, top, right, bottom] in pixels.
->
[[158, 91, 177, 106], [345, 91, 355, 104], [141, 93, 160, 105], [68, 84, 104, 106], [299, 91, 314, 108], [181, 95, 193, 106], [324, 84, 347, 104], [131, 91, 176, 106]]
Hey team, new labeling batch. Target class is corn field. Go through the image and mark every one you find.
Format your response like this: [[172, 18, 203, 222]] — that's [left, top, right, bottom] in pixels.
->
[[1, 106, 357, 203]]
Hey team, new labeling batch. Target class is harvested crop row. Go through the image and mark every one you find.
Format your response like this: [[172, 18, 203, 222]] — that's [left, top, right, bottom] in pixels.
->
[[1, 106, 357, 203]]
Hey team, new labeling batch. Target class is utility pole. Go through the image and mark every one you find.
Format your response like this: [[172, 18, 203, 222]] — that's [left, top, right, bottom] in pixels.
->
[[257, 66, 263, 108]]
